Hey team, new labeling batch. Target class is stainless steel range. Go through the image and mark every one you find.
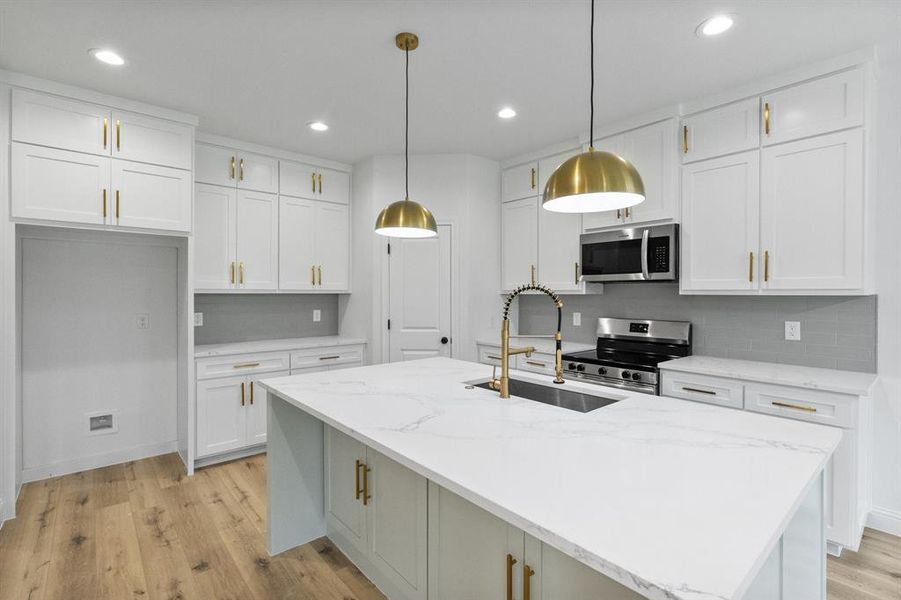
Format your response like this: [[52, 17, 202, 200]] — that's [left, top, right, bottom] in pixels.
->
[[561, 318, 692, 395]]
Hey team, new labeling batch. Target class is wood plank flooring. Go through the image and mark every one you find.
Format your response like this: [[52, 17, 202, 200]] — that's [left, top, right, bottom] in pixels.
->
[[0, 452, 898, 599]]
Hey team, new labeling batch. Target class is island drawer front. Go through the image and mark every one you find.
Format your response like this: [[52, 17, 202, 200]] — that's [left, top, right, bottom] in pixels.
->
[[517, 351, 557, 376], [744, 383, 855, 428], [477, 345, 502, 367], [661, 372, 744, 409], [196, 351, 290, 380], [291, 346, 363, 370]]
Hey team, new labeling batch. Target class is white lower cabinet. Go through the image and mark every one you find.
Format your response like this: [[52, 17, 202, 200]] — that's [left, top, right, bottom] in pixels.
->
[[326, 427, 428, 600]]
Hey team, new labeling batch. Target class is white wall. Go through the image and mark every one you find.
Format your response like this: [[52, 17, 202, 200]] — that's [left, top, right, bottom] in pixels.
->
[[0, 84, 14, 525], [339, 153, 500, 364], [19, 228, 179, 481], [870, 39, 901, 536]]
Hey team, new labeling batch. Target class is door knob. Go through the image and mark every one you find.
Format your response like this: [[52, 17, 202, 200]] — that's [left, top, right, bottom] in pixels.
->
[[440, 337, 449, 344]]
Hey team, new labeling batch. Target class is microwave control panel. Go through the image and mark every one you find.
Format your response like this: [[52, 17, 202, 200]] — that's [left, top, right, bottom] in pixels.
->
[[650, 237, 670, 273]]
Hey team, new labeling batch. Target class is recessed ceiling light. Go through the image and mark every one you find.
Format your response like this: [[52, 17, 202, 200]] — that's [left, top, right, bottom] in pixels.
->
[[697, 15, 734, 37], [89, 48, 125, 66], [308, 121, 329, 132], [498, 107, 517, 119]]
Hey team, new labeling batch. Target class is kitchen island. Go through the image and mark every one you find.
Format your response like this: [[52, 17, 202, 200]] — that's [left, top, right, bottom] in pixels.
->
[[258, 357, 841, 600]]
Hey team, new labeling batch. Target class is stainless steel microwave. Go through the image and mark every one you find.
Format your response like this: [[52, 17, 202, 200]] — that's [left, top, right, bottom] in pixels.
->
[[580, 224, 678, 282]]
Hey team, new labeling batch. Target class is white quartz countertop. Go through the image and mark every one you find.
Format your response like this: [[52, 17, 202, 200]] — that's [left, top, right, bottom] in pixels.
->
[[658, 355, 877, 396], [259, 357, 840, 600], [476, 336, 595, 354], [194, 336, 366, 358]]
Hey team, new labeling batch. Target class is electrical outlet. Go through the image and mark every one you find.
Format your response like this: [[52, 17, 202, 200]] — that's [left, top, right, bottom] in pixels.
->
[[136, 313, 151, 330], [785, 321, 801, 341], [573, 312, 582, 327], [313, 309, 321, 323], [193, 312, 203, 326]]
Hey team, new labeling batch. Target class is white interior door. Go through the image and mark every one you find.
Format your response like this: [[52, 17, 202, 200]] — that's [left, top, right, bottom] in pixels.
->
[[388, 224, 452, 362]]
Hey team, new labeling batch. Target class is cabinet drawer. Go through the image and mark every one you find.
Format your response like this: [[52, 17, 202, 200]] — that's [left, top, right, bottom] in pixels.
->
[[196, 351, 290, 380], [744, 383, 855, 428], [517, 351, 557, 376], [661, 371, 744, 409], [477, 345, 502, 367], [290, 346, 363, 369]]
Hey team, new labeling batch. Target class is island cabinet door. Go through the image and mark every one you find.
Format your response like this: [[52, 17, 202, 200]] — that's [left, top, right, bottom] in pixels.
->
[[427, 483, 523, 600], [325, 427, 368, 556], [366, 449, 428, 600], [522, 535, 645, 600]]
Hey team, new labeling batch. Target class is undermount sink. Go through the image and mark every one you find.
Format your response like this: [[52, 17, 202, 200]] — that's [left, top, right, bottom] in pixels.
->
[[472, 379, 620, 413]]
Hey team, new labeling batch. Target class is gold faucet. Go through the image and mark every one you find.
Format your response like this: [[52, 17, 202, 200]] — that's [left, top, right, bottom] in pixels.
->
[[489, 283, 565, 398]]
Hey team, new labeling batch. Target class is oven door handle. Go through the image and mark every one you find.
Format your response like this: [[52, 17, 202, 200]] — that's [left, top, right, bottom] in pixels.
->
[[640, 228, 650, 280]]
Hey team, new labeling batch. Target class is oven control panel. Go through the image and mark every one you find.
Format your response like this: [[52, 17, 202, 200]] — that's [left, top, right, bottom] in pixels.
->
[[563, 361, 658, 394]]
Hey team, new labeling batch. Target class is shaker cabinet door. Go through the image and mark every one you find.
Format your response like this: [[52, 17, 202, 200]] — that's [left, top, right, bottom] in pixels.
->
[[325, 427, 369, 556], [196, 376, 247, 458], [315, 202, 350, 291], [111, 110, 193, 170], [196, 143, 238, 187], [278, 196, 318, 290], [502, 162, 539, 202], [194, 184, 236, 289], [235, 190, 279, 289], [111, 160, 192, 232], [12, 90, 110, 156], [501, 197, 538, 291]]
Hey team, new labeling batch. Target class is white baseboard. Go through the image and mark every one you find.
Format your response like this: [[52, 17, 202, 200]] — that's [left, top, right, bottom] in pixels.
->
[[867, 506, 901, 537], [193, 444, 265, 470], [20, 440, 179, 483]]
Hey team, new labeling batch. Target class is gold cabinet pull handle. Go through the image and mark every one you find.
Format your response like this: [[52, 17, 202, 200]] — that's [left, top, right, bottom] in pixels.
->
[[239, 158, 245, 181], [764, 102, 771, 135], [240, 381, 245, 406], [230, 261, 236, 284], [574, 262, 580, 285], [230, 156, 236, 180], [625, 206, 631, 219], [239, 261, 245, 284], [317, 172, 322, 194], [249, 381, 254, 405], [486, 354, 501, 360], [764, 251, 770, 282], [616, 209, 622, 219], [772, 400, 817, 413], [530, 264, 536, 285], [318, 355, 340, 361], [362, 463, 371, 506], [115, 190, 120, 220], [103, 117, 108, 149], [233, 362, 261, 369], [116, 119, 121, 150], [683, 124, 688, 153], [310, 265, 316, 286], [525, 360, 546, 367], [355, 459, 364, 500], [749, 251, 754, 283], [682, 386, 717, 396], [311, 172, 316, 193], [317, 265, 322, 286], [530, 167, 536, 190], [523, 564, 535, 600], [102, 189, 107, 218], [506, 554, 518, 600]]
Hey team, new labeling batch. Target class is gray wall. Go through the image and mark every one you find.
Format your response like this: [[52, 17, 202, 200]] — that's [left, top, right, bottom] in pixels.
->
[[194, 294, 339, 345], [518, 283, 877, 373]]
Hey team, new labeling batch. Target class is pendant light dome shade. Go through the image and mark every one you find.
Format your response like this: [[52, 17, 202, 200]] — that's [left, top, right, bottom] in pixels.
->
[[375, 198, 437, 238], [542, 149, 644, 213]]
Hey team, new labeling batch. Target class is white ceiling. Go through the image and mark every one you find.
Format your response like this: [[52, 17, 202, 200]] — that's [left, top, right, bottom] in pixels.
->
[[1, 1, 899, 164]]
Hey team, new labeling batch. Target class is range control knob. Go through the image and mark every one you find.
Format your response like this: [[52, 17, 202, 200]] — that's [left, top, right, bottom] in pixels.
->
[[621, 371, 631, 379], [567, 362, 577, 370], [632, 372, 642, 381], [597, 367, 607, 376], [576, 364, 585, 372]]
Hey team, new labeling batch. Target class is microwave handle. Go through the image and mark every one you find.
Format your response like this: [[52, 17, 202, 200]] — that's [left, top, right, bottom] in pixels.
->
[[640, 229, 650, 280]]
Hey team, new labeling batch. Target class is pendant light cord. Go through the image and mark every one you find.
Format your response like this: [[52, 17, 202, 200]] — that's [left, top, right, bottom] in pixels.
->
[[589, 0, 594, 149], [404, 42, 410, 201]]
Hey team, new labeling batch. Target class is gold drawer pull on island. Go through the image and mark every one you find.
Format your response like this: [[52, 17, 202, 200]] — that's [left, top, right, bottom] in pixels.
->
[[233, 362, 261, 369], [355, 459, 364, 500], [772, 400, 817, 413], [683, 386, 716, 396]]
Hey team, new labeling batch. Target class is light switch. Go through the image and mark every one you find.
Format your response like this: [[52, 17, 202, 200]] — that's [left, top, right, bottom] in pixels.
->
[[785, 321, 801, 341], [573, 312, 582, 327], [313, 309, 322, 322], [194, 312, 203, 327]]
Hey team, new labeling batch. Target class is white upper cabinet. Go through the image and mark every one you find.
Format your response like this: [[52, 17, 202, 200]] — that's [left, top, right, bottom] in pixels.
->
[[111, 160, 192, 232], [317, 167, 351, 205], [502, 161, 539, 202], [681, 151, 760, 292], [280, 161, 351, 204], [760, 129, 864, 291], [194, 184, 236, 290], [501, 197, 538, 291], [619, 119, 678, 225], [537, 150, 582, 292], [12, 89, 110, 156], [582, 134, 625, 231], [111, 110, 193, 170], [237, 151, 279, 194], [195, 143, 239, 187], [681, 98, 760, 163], [762, 69, 864, 146], [235, 190, 279, 290], [315, 202, 350, 291], [278, 197, 318, 291], [11, 143, 110, 225]]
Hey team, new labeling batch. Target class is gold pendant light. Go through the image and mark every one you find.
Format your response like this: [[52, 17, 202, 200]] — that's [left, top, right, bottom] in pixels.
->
[[542, 0, 645, 213], [375, 32, 438, 238]]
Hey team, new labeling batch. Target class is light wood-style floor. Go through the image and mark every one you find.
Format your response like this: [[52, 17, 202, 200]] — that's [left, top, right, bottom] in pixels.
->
[[0, 453, 898, 600]]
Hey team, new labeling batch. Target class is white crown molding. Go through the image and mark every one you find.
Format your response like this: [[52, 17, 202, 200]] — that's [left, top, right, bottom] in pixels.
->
[[196, 131, 352, 172]]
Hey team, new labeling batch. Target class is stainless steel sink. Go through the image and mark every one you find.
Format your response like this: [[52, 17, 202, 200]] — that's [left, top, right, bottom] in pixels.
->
[[472, 379, 619, 413]]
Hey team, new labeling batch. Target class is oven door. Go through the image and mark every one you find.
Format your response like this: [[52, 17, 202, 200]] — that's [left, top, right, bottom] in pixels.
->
[[580, 224, 678, 282]]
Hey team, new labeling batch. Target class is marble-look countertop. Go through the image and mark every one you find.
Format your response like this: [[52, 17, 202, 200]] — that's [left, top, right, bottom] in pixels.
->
[[658, 355, 877, 396], [259, 357, 840, 600], [476, 336, 595, 355], [194, 336, 366, 358]]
